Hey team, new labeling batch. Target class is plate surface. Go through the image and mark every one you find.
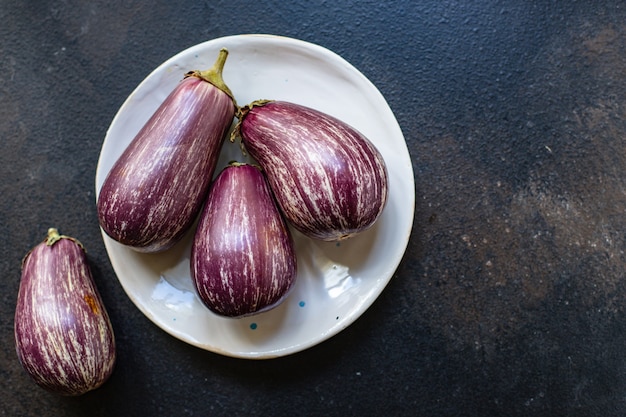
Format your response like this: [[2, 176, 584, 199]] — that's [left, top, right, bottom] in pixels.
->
[[95, 34, 415, 359]]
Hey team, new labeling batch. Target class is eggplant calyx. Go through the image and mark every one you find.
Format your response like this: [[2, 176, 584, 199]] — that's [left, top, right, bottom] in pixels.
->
[[227, 160, 263, 171], [227, 160, 248, 167], [185, 48, 237, 109], [45, 228, 85, 250], [21, 228, 84, 269], [229, 99, 274, 144]]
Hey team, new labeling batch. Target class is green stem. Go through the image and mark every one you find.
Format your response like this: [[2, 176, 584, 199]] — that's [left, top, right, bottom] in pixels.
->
[[228, 160, 262, 170], [46, 228, 63, 246], [45, 228, 84, 250], [229, 99, 274, 143], [185, 48, 237, 108]]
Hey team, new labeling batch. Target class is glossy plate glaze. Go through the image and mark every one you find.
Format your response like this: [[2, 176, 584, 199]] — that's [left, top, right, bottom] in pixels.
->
[[95, 34, 415, 359]]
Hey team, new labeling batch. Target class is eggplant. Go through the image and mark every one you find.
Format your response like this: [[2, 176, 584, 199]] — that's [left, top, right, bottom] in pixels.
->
[[191, 163, 297, 317], [97, 48, 236, 253], [233, 100, 389, 241], [14, 229, 116, 396]]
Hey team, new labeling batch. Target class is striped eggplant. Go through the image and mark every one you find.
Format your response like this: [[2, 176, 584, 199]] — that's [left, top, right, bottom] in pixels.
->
[[233, 100, 389, 241], [97, 48, 236, 253], [14, 229, 116, 396], [191, 163, 297, 317]]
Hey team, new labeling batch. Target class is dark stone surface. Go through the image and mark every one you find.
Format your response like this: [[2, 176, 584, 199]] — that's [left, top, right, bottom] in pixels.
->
[[2, 1, 626, 416]]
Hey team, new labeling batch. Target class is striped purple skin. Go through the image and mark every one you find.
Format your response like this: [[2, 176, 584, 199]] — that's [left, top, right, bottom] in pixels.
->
[[239, 101, 389, 241], [97, 76, 235, 253], [14, 229, 116, 396], [191, 164, 297, 318]]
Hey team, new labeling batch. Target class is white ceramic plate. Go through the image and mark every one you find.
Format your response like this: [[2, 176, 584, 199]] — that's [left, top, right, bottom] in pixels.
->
[[95, 34, 414, 359]]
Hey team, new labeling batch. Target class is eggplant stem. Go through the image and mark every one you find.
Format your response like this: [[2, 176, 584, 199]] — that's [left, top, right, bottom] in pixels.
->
[[185, 48, 237, 109], [229, 99, 274, 144], [228, 160, 248, 167], [227, 160, 263, 171], [46, 228, 63, 245], [21, 228, 85, 269], [45, 228, 85, 250]]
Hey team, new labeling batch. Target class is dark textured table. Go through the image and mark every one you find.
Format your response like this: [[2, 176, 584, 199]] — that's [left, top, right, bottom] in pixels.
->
[[3, 1, 626, 416]]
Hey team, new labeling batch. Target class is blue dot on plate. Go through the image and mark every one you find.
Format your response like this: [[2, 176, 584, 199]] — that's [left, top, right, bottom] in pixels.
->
[[250, 323, 258, 330], [299, 301, 306, 307]]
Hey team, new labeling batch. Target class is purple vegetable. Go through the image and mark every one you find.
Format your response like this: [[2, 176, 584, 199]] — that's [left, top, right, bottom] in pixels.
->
[[97, 48, 236, 253], [191, 163, 297, 317], [233, 100, 389, 241], [14, 229, 116, 396]]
